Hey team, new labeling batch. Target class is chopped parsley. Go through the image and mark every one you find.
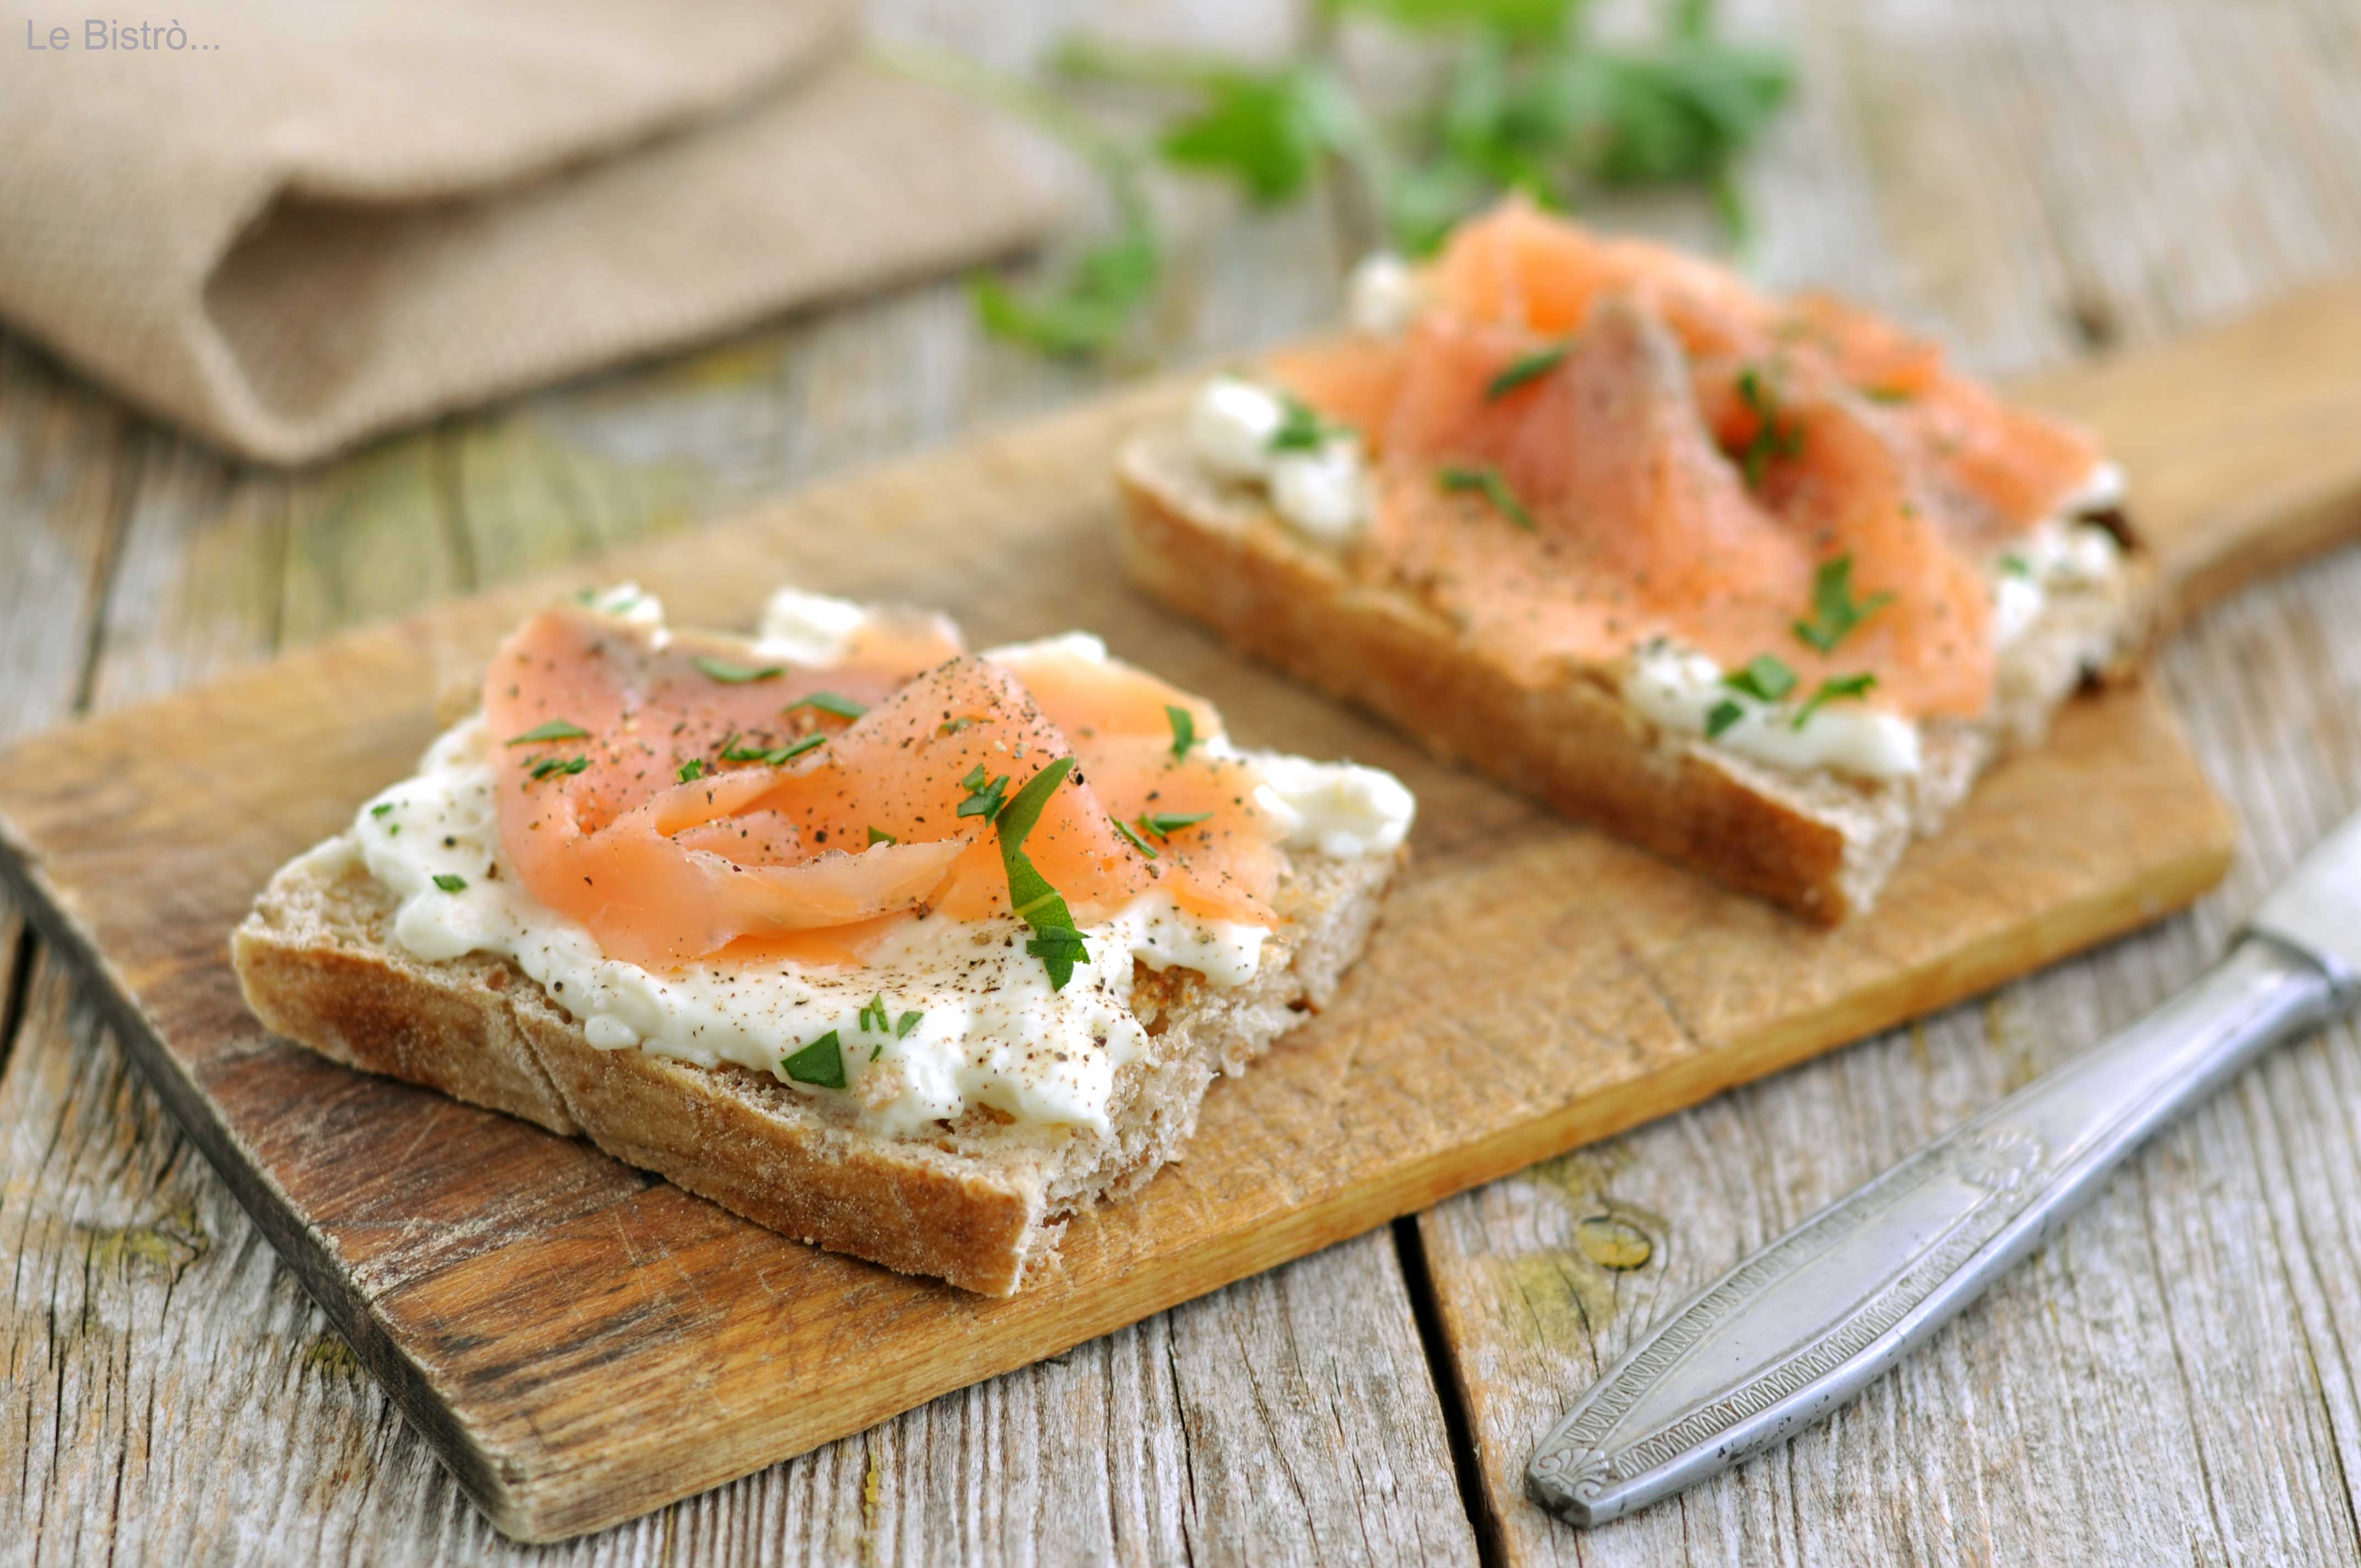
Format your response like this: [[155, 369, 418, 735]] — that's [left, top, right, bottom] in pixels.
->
[[1166, 703, 1197, 761], [1723, 655, 1798, 704], [896, 1010, 923, 1038], [995, 757, 1090, 989], [1736, 367, 1805, 488], [1136, 810, 1213, 840], [1705, 699, 1747, 739], [369, 803, 394, 818], [431, 873, 467, 893], [1485, 344, 1569, 399], [867, 825, 898, 846], [1438, 465, 1535, 531], [1114, 818, 1159, 858], [722, 733, 825, 765], [780, 1030, 847, 1090], [677, 758, 707, 783], [1864, 386, 1916, 405], [527, 754, 591, 780], [858, 994, 890, 1034], [1794, 673, 1878, 729], [1268, 393, 1343, 453], [1999, 553, 2032, 579], [786, 691, 867, 720], [1793, 555, 1895, 653], [957, 766, 1011, 821], [692, 655, 785, 684], [505, 719, 591, 746]]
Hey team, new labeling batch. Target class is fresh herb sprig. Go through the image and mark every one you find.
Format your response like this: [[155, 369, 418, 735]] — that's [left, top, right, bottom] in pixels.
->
[[1439, 464, 1536, 530], [1793, 555, 1894, 654], [994, 758, 1090, 989], [902, 0, 1792, 356]]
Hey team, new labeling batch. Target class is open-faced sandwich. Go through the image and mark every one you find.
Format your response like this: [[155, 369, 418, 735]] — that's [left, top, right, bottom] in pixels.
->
[[1116, 199, 2142, 921], [232, 585, 1413, 1294]]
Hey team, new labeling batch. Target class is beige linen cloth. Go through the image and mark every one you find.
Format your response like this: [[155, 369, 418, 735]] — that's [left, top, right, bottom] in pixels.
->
[[0, 1, 1054, 463]]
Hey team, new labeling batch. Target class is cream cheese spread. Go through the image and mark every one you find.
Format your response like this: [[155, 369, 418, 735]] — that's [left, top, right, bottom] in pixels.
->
[[1622, 641, 1924, 781], [1187, 375, 1369, 543]]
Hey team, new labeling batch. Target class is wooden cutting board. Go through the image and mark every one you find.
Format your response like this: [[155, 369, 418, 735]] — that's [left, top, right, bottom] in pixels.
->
[[4, 281, 2360, 1543]]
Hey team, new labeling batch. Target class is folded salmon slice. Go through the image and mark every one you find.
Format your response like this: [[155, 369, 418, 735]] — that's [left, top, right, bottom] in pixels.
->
[[483, 606, 1280, 971], [1269, 200, 2114, 717]]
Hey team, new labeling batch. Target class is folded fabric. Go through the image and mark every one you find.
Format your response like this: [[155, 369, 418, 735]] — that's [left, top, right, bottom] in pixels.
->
[[0, 0, 1054, 463]]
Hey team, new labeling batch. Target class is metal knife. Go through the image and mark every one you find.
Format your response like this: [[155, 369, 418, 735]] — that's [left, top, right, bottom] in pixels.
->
[[1528, 810, 2361, 1528]]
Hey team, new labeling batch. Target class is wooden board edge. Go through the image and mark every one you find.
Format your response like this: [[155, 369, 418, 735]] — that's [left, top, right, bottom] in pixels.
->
[[0, 802, 544, 1540]]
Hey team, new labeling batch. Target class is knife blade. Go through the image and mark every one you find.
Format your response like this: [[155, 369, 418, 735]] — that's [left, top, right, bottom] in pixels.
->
[[1527, 809, 2361, 1529]]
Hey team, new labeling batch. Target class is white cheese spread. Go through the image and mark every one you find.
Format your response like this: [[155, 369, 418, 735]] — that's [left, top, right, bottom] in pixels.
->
[[345, 596, 1415, 1141], [1622, 641, 1924, 781], [1346, 252, 1423, 336], [1990, 516, 2124, 650], [755, 586, 879, 666], [1186, 375, 1370, 543]]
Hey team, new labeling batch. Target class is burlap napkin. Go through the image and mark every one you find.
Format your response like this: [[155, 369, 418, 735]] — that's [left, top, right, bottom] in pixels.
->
[[0, 1, 1055, 464]]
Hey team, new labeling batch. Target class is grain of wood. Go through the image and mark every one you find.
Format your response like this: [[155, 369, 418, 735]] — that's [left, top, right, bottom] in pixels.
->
[[1413, 1, 2361, 1562]]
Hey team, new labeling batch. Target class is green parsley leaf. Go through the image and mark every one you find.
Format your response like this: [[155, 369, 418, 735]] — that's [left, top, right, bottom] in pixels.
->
[[1999, 553, 2032, 579], [781, 1030, 847, 1090], [693, 656, 785, 684], [957, 770, 1011, 821], [431, 873, 467, 893], [723, 734, 825, 766], [1333, 0, 1579, 42], [369, 803, 394, 818], [677, 758, 707, 783], [1268, 393, 1348, 454], [528, 754, 592, 781], [1114, 818, 1159, 859], [786, 692, 867, 720], [1793, 555, 1896, 654], [1439, 464, 1536, 530], [1736, 367, 1805, 487], [505, 719, 591, 746], [1705, 698, 1746, 739], [896, 1010, 923, 1038], [1158, 66, 1336, 205], [1864, 386, 1916, 405], [1723, 654, 1797, 704], [1486, 344, 1570, 399], [867, 826, 898, 846], [1166, 703, 1198, 761], [960, 763, 988, 791], [859, 994, 889, 1034], [1137, 810, 1214, 840], [1793, 672, 1877, 729], [995, 756, 1090, 989]]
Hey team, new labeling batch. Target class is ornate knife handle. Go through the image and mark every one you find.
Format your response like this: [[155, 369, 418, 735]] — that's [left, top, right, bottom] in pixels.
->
[[1528, 934, 2346, 1527]]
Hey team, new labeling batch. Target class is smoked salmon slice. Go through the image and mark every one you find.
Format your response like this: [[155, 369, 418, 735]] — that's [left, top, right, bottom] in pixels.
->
[[483, 605, 1283, 972], [1267, 199, 2115, 720]]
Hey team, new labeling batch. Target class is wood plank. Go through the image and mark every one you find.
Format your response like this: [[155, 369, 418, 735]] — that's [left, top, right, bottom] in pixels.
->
[[0, 319, 2255, 1536], [1413, 0, 2361, 1558]]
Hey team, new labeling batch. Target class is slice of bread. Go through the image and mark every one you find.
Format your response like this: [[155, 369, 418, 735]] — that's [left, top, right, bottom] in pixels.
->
[[1117, 432, 2147, 921], [233, 831, 1399, 1296]]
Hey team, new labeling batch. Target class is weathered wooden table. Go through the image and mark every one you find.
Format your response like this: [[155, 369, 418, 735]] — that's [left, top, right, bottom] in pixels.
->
[[8, 1, 2361, 1562]]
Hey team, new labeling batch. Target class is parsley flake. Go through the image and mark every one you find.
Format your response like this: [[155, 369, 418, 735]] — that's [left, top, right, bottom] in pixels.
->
[[1268, 393, 1345, 453], [722, 734, 825, 766], [1736, 367, 1807, 488], [859, 994, 890, 1034], [1137, 810, 1213, 840], [781, 1030, 847, 1090], [677, 758, 707, 783], [995, 757, 1090, 989], [1705, 699, 1747, 739], [1999, 553, 2032, 579], [693, 655, 785, 685], [1114, 818, 1159, 858], [958, 769, 1011, 821], [1723, 655, 1798, 704], [1166, 703, 1197, 760], [1794, 673, 1878, 729], [786, 692, 867, 720], [896, 1010, 923, 1038], [431, 873, 467, 893], [1793, 555, 1895, 653], [505, 719, 591, 746], [1439, 464, 1535, 530], [528, 754, 591, 781], [867, 826, 898, 846], [369, 803, 394, 819], [1486, 344, 1569, 399]]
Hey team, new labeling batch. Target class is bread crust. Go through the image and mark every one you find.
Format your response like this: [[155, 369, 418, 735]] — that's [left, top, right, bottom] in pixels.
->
[[1116, 432, 2146, 922], [233, 837, 1396, 1295]]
